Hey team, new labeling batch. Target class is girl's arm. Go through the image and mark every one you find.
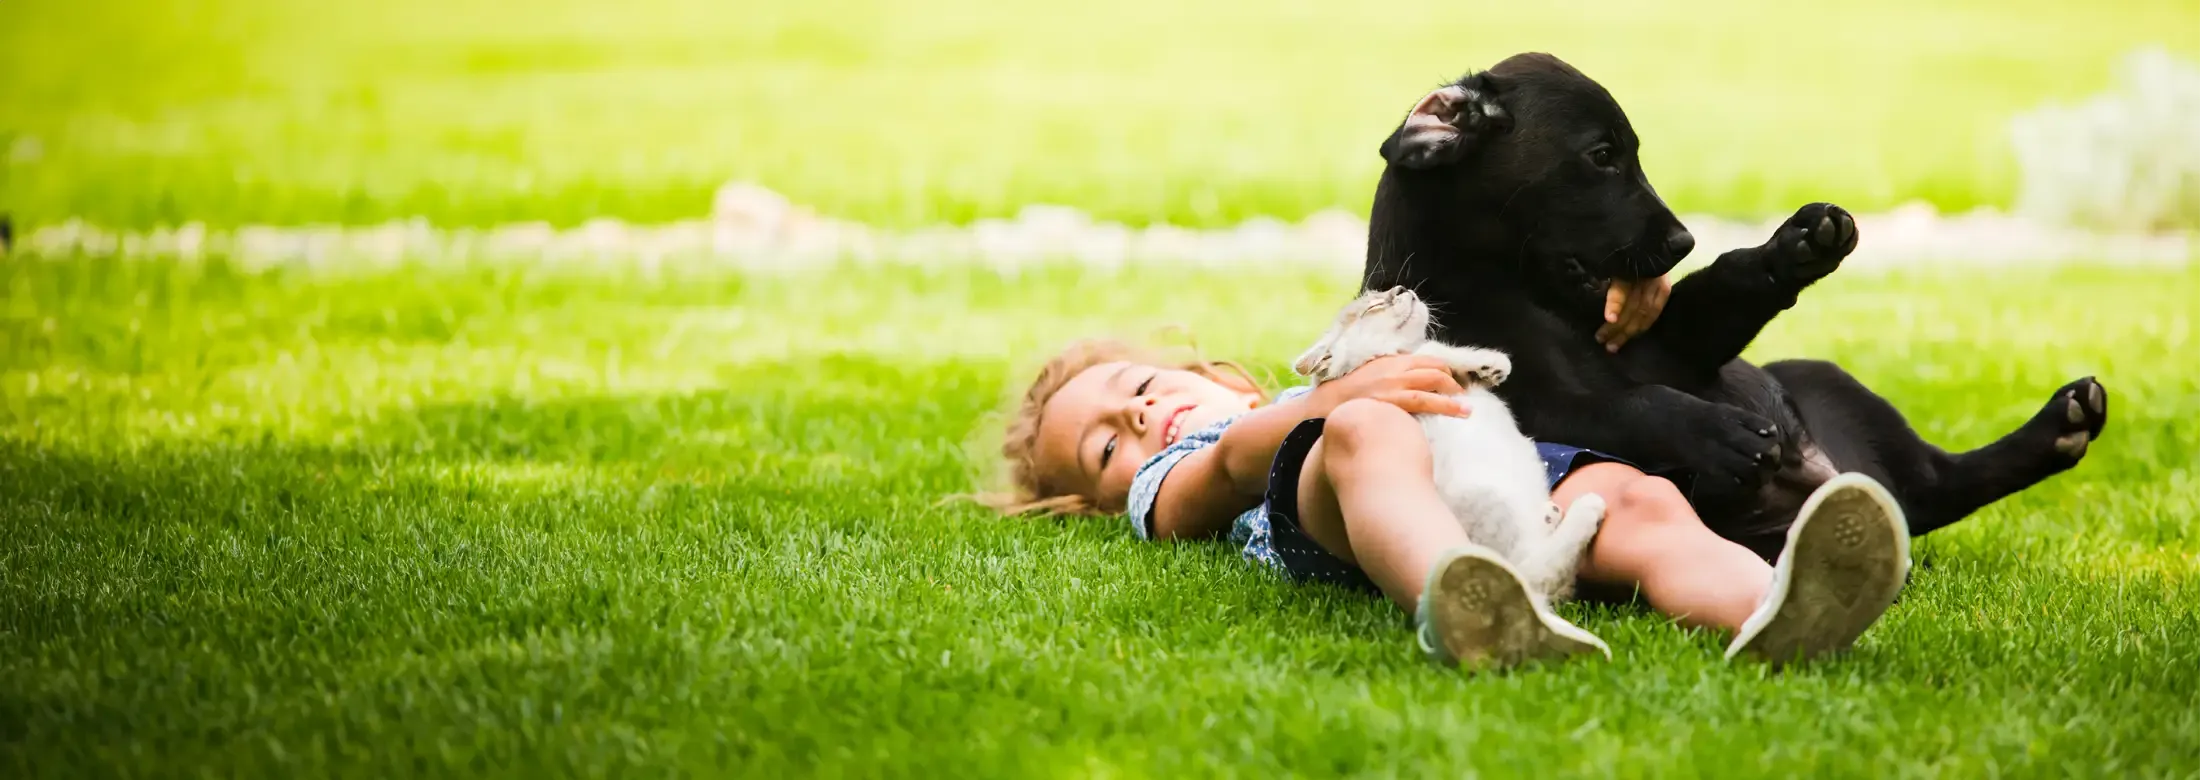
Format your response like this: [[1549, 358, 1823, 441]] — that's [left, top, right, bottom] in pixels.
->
[[1147, 355, 1469, 540], [1147, 400, 1319, 540]]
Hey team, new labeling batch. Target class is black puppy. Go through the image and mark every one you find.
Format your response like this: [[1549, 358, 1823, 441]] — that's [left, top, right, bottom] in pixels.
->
[[1363, 52, 2109, 558]]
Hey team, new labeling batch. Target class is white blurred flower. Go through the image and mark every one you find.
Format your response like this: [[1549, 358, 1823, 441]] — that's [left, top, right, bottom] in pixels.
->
[[2011, 47, 2200, 231]]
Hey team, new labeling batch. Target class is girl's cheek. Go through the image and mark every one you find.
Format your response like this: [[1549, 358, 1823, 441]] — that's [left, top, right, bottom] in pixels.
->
[[1110, 468, 1136, 499]]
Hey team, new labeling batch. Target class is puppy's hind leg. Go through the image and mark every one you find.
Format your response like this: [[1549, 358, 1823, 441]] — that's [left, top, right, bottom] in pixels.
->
[[1768, 359, 2110, 536], [1521, 494, 1607, 602]]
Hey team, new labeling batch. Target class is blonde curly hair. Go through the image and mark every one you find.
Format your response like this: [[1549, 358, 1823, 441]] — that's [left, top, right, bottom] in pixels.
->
[[976, 338, 1261, 516]]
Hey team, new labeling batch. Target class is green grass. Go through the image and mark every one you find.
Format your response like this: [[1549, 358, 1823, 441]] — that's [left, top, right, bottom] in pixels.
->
[[5, 0, 2200, 229], [4, 253, 2197, 776], [6, 0, 2196, 773]]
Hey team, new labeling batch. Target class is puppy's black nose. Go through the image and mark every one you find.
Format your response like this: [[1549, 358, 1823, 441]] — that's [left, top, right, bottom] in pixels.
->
[[1663, 226, 1695, 260]]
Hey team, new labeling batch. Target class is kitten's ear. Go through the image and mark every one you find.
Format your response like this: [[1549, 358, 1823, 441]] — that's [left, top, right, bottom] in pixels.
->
[[1378, 75, 1511, 169]]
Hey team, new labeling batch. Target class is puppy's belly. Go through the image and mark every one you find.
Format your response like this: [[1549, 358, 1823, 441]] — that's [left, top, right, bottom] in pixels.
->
[[1747, 442, 1840, 532]]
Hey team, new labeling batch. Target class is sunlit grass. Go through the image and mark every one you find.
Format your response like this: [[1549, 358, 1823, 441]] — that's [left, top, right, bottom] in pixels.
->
[[4, 2, 2197, 772], [3, 255, 2196, 775]]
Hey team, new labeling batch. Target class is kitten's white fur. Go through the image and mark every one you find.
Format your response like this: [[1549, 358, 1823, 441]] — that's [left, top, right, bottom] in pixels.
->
[[1294, 286, 1605, 603]]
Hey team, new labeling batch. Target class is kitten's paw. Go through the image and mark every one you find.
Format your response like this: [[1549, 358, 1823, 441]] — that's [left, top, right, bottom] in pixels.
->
[[1419, 344, 1511, 386], [1463, 353, 1511, 387], [1292, 345, 1343, 381], [1556, 493, 1606, 546]]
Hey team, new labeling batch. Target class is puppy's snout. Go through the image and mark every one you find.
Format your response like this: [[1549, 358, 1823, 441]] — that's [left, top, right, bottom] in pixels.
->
[[1663, 226, 1695, 261]]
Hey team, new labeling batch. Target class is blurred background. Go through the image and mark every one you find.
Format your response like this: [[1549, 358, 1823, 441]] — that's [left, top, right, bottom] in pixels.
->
[[4, 0, 2197, 232]]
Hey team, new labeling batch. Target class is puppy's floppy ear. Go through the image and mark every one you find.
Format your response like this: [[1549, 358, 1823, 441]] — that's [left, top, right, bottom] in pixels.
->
[[1378, 76, 1512, 169]]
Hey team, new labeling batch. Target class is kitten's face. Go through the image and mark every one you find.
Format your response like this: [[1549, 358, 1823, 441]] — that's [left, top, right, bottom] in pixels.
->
[[1295, 286, 1433, 381], [1339, 286, 1431, 340]]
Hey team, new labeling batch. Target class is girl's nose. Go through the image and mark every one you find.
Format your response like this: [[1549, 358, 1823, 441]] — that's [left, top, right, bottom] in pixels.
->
[[1128, 395, 1155, 429]]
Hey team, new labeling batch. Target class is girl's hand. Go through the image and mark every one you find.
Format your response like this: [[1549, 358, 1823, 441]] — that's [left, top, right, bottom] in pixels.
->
[[1597, 274, 1672, 353], [1310, 354, 1470, 417]]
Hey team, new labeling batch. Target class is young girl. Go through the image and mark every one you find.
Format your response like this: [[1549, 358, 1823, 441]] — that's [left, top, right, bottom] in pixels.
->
[[991, 337, 1912, 670]]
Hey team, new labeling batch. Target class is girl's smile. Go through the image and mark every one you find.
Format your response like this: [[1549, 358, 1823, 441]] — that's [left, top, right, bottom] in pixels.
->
[[1031, 361, 1261, 511]]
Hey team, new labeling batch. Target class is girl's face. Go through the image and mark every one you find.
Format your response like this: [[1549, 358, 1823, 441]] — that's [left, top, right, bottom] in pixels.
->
[[1034, 362, 1262, 511]]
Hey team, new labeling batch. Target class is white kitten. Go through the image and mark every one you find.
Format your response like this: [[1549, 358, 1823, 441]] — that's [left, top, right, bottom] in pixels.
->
[[1294, 286, 1605, 603]]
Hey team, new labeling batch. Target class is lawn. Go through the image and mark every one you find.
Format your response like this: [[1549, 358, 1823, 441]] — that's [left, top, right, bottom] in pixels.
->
[[4, 255, 2197, 776], [5, 0, 2200, 229], [5, 0, 2200, 774]]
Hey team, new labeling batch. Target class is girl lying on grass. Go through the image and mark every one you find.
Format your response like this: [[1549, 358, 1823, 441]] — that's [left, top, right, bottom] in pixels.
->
[[987, 284, 1911, 671]]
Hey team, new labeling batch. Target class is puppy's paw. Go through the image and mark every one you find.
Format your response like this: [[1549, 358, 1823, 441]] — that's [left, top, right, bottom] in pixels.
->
[[1691, 406, 1785, 500], [2037, 376, 2109, 463], [1764, 203, 1858, 289]]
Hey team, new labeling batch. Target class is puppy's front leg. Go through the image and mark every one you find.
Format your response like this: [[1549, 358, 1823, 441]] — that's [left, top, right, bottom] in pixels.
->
[[1412, 343, 1511, 388], [1627, 203, 1860, 384]]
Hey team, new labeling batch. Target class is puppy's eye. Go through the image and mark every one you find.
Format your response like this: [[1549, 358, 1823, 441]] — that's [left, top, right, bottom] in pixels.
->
[[1588, 146, 1617, 170]]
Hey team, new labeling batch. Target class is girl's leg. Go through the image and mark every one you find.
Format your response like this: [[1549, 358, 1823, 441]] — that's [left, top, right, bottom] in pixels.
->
[[1554, 464, 1911, 664], [1287, 399, 1471, 610], [1290, 400, 1607, 667], [1550, 463, 1770, 631]]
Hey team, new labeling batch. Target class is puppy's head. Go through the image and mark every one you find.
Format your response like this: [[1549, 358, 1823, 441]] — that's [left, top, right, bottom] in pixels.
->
[[1293, 286, 1430, 382], [1377, 53, 1694, 289]]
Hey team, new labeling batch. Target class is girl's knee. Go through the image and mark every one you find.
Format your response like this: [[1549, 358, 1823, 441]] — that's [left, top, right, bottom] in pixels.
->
[[1585, 475, 1715, 581], [1605, 475, 1701, 535], [1321, 399, 1422, 454], [1319, 399, 1431, 477]]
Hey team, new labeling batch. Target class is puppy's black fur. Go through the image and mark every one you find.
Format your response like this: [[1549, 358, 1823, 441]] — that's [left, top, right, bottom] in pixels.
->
[[1364, 53, 2109, 557]]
